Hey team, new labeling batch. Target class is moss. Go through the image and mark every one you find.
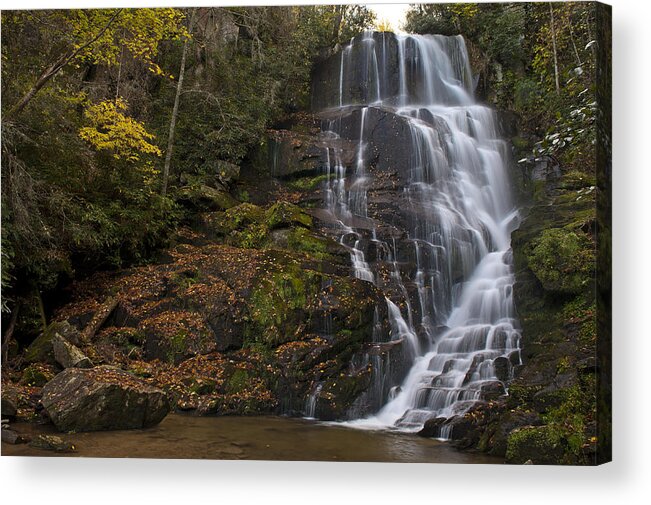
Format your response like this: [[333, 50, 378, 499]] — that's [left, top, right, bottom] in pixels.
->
[[177, 184, 238, 211], [247, 258, 320, 346], [531, 179, 548, 203], [225, 369, 250, 394], [230, 222, 269, 249], [25, 332, 55, 364], [286, 227, 331, 260], [287, 174, 329, 191], [526, 228, 595, 294], [20, 363, 55, 387], [236, 189, 250, 202], [506, 385, 592, 464], [556, 356, 571, 374], [540, 385, 589, 463], [224, 203, 265, 231], [166, 330, 188, 364], [24, 321, 79, 364], [578, 317, 597, 346], [265, 201, 312, 230], [559, 170, 596, 190], [506, 425, 565, 464], [171, 268, 200, 289], [128, 362, 152, 378], [507, 382, 543, 406], [189, 378, 217, 395], [511, 136, 531, 151]]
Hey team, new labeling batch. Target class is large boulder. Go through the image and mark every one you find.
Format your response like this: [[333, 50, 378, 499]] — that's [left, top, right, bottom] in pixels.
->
[[41, 367, 169, 432]]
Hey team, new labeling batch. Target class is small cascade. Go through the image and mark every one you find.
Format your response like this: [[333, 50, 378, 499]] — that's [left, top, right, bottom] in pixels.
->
[[305, 383, 323, 419], [314, 31, 521, 437]]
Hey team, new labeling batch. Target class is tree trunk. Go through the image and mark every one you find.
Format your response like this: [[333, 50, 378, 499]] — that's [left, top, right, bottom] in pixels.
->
[[6, 54, 71, 120], [549, 2, 560, 95], [5, 9, 122, 120], [1, 302, 20, 362], [331, 5, 345, 45], [162, 8, 197, 197]]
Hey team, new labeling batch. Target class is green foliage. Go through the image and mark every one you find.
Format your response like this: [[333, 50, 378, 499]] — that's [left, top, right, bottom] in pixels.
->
[[1, 9, 186, 301], [153, 5, 374, 176], [527, 228, 595, 294]]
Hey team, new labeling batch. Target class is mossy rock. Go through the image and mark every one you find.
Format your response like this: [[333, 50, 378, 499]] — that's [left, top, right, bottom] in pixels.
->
[[247, 257, 321, 347], [284, 227, 332, 260], [229, 222, 270, 249], [225, 368, 251, 395], [224, 203, 265, 229], [505, 425, 566, 464], [532, 384, 579, 413], [20, 363, 56, 387], [265, 201, 313, 230], [177, 184, 238, 211], [287, 174, 329, 191], [214, 160, 240, 186], [559, 170, 596, 190], [25, 321, 82, 365], [526, 228, 595, 294]]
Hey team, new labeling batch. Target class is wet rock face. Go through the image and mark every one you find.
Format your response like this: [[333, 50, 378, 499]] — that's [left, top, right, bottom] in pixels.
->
[[311, 32, 401, 111], [41, 367, 169, 432], [319, 105, 414, 176]]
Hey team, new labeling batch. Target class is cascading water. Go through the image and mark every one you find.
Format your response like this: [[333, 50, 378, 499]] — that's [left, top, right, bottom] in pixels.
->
[[314, 31, 521, 437]]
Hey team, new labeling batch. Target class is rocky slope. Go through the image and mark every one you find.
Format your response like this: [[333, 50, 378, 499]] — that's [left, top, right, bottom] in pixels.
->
[[1, 123, 393, 431]]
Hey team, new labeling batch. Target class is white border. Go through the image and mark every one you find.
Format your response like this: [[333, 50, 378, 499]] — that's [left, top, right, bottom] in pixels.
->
[[1, 0, 650, 503]]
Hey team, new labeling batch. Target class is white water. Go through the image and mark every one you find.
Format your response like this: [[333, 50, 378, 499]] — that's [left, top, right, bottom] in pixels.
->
[[317, 32, 521, 436]]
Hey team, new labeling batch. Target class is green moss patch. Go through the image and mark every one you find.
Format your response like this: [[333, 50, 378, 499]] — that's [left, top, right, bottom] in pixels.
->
[[265, 201, 313, 230], [526, 228, 595, 294]]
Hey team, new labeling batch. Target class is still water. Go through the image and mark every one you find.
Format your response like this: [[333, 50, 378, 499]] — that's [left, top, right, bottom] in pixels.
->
[[2, 414, 501, 463]]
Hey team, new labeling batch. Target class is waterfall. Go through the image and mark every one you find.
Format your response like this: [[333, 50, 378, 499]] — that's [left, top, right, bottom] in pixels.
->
[[316, 31, 521, 437]]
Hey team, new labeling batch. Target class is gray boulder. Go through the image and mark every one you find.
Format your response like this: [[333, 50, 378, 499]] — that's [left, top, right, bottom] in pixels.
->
[[25, 321, 83, 364], [1, 392, 18, 420], [2, 429, 28, 444], [41, 367, 169, 432], [52, 334, 93, 369]]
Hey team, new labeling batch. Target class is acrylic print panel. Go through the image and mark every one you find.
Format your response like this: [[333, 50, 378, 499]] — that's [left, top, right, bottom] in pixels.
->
[[0, 1, 611, 465]]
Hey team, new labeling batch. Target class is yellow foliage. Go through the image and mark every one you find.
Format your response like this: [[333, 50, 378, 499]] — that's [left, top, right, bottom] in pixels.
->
[[79, 98, 162, 162], [70, 8, 188, 76], [375, 18, 392, 33]]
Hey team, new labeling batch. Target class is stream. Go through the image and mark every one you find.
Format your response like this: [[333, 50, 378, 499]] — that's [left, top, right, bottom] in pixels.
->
[[2, 414, 501, 463]]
